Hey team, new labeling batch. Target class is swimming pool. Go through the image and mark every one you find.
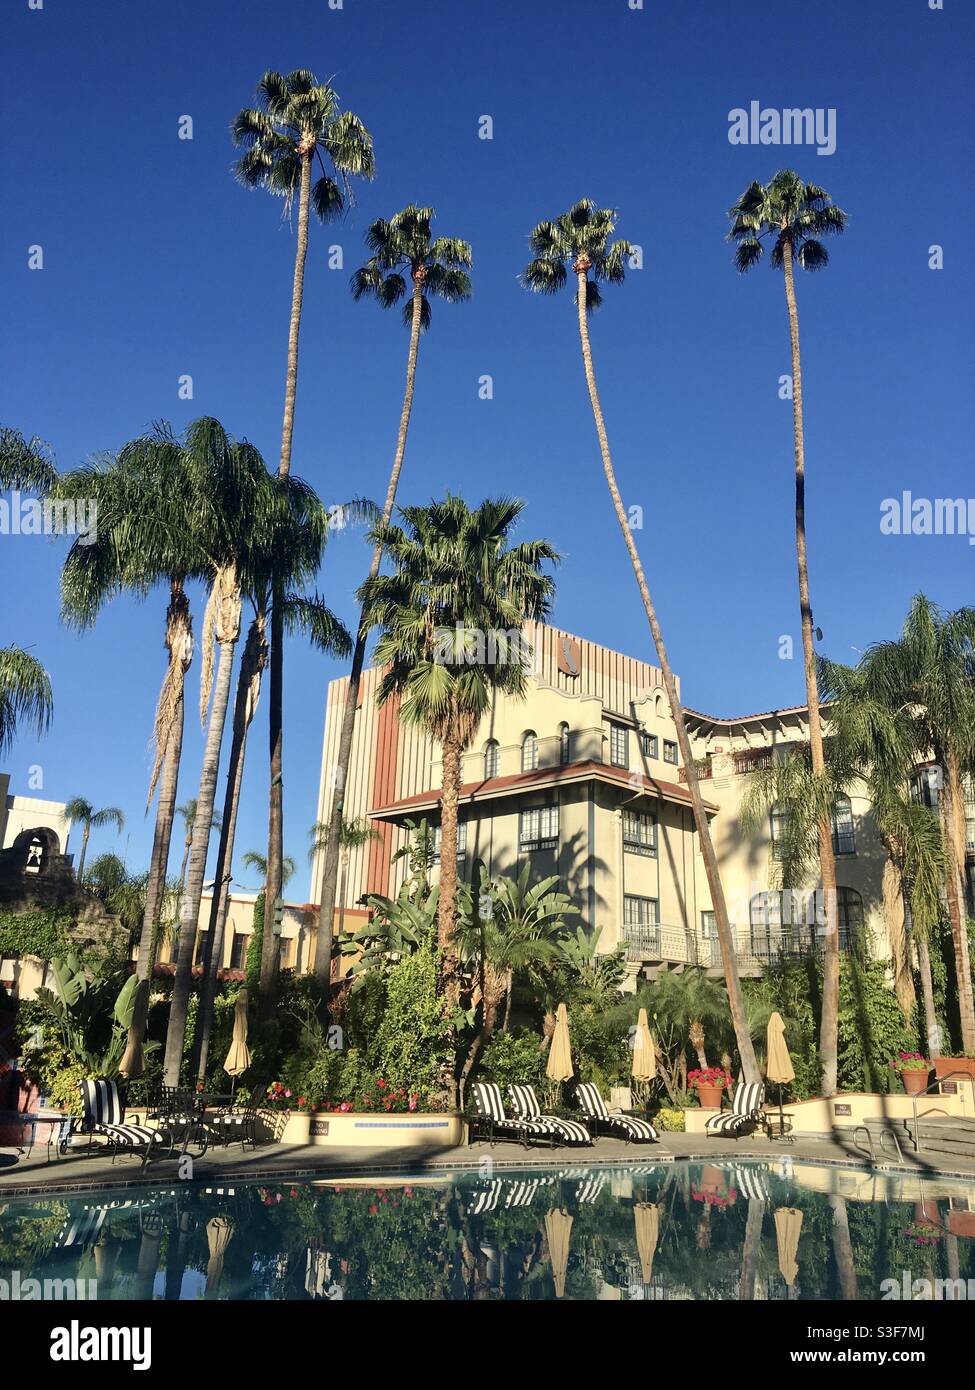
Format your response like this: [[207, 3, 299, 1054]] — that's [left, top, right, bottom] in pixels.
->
[[2, 1161, 974, 1300]]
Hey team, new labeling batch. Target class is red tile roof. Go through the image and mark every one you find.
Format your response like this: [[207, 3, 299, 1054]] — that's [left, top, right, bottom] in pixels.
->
[[369, 758, 718, 819]]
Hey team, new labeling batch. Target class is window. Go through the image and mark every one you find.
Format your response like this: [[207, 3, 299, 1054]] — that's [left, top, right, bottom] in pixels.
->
[[521, 732, 538, 773], [700, 910, 716, 939], [624, 895, 658, 927], [663, 740, 678, 765], [836, 886, 864, 932], [229, 932, 248, 970], [520, 804, 559, 850], [610, 723, 629, 768], [279, 936, 296, 969], [831, 796, 856, 855], [559, 722, 570, 766], [484, 740, 500, 779], [911, 765, 941, 811], [769, 805, 789, 861], [623, 808, 657, 857], [433, 822, 468, 862], [193, 934, 207, 967], [640, 731, 658, 759]]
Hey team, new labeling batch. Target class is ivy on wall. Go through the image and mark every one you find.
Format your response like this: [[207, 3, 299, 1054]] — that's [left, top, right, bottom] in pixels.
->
[[0, 907, 74, 963]]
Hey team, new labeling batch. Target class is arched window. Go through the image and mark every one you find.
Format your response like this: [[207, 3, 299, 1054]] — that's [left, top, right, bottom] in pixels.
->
[[558, 722, 570, 765], [484, 739, 500, 780], [521, 731, 538, 773], [806, 886, 865, 949]]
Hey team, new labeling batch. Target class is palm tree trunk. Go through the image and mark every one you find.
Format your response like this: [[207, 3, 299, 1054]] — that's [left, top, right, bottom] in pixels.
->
[[437, 725, 463, 1002], [829, 1193, 859, 1299], [77, 824, 90, 881], [315, 276, 426, 984], [193, 619, 265, 1082], [502, 969, 514, 1031], [259, 146, 313, 1013], [121, 581, 191, 1078], [781, 237, 841, 1097], [738, 1199, 764, 1300], [916, 928, 940, 1058], [337, 852, 349, 968], [163, 569, 241, 1086], [573, 263, 759, 1084], [944, 757, 975, 1051]]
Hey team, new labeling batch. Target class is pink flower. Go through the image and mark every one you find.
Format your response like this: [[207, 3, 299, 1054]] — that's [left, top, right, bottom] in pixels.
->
[[377, 1079, 386, 1089], [408, 1096, 418, 1112]]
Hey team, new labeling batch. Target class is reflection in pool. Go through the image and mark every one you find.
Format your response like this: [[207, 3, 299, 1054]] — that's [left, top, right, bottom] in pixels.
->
[[2, 1161, 974, 1300]]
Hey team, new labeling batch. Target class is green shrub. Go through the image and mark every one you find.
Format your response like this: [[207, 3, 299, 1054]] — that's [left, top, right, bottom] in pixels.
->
[[0, 908, 74, 961], [653, 1106, 685, 1132], [367, 947, 452, 1104], [478, 1028, 545, 1095], [838, 957, 917, 1093]]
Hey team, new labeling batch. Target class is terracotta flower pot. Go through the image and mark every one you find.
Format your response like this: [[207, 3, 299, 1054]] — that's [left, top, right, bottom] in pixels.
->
[[900, 1069, 930, 1096], [696, 1083, 724, 1109]]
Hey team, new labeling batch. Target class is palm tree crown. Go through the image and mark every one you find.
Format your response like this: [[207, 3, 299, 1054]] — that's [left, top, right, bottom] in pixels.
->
[[351, 205, 472, 329], [727, 169, 847, 273], [0, 646, 53, 756], [522, 198, 632, 311], [231, 68, 374, 220], [361, 495, 559, 742]]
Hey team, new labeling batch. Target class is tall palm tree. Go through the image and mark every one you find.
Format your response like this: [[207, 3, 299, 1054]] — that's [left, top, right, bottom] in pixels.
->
[[193, 495, 351, 1081], [175, 800, 222, 903], [162, 421, 296, 1086], [310, 816, 379, 967], [0, 646, 52, 757], [522, 198, 759, 1084], [56, 431, 202, 1077], [0, 426, 57, 490], [727, 170, 848, 1094], [231, 69, 374, 1008], [315, 206, 472, 984], [63, 798, 125, 881], [359, 496, 558, 999], [855, 596, 975, 1052]]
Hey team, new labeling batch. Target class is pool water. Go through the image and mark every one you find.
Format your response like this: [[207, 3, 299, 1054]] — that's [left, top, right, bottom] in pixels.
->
[[2, 1161, 974, 1300]]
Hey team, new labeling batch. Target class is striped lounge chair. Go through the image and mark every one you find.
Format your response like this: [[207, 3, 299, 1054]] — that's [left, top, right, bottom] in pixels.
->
[[705, 1081, 765, 1140], [468, 1081, 560, 1149], [507, 1084, 592, 1146], [78, 1079, 171, 1165], [574, 1082, 658, 1143]]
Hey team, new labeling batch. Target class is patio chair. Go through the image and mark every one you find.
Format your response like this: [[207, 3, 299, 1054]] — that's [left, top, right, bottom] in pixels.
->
[[573, 1081, 658, 1143], [468, 1081, 560, 1149], [705, 1081, 765, 1140], [507, 1084, 592, 1146], [78, 1079, 172, 1165]]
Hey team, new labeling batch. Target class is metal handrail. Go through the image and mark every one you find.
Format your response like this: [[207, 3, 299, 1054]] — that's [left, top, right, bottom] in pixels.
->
[[910, 1069, 975, 1154]]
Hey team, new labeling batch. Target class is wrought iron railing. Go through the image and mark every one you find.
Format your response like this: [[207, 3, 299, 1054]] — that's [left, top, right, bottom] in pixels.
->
[[623, 922, 859, 969]]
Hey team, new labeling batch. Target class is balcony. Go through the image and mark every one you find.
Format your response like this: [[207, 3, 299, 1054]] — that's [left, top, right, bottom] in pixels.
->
[[623, 922, 859, 971]]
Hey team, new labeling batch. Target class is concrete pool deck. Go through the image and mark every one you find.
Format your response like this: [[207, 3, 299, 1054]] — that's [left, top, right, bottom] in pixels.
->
[[4, 1129, 975, 1198]]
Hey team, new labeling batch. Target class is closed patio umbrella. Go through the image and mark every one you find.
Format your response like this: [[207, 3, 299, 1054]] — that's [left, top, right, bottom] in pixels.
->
[[634, 1202, 659, 1287], [546, 1002, 573, 1084], [766, 1011, 794, 1139], [205, 1216, 233, 1298], [632, 1008, 656, 1081], [223, 988, 251, 1086], [545, 1208, 573, 1299], [774, 1206, 803, 1288]]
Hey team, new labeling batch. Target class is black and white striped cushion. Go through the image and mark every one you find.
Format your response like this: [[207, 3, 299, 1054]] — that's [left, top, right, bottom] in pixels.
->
[[80, 1078, 124, 1128], [734, 1165, 769, 1201], [706, 1110, 748, 1133], [103, 1123, 162, 1149], [472, 1082, 506, 1122], [507, 1083, 542, 1119], [612, 1114, 658, 1141], [730, 1081, 764, 1119], [575, 1081, 609, 1120], [576, 1173, 607, 1203], [468, 1181, 503, 1214]]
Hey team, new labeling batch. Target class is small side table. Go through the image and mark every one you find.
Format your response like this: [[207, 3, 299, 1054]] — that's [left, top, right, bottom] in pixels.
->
[[764, 1112, 795, 1144]]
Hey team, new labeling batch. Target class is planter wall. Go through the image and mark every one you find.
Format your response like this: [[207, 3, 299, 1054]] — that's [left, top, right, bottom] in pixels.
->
[[934, 1057, 975, 1084], [276, 1110, 466, 1150]]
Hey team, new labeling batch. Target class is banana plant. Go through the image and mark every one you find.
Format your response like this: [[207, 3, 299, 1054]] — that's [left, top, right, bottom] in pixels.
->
[[34, 953, 156, 1076], [339, 883, 440, 978]]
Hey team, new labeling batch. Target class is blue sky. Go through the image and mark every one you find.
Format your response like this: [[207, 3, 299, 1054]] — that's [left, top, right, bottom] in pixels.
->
[[2, 0, 972, 894]]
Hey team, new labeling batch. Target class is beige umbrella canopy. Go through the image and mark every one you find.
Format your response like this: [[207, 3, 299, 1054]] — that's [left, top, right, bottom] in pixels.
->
[[205, 1216, 234, 1298], [774, 1206, 803, 1288], [766, 1012, 795, 1084], [632, 1008, 657, 1082], [545, 1208, 573, 1299], [546, 1003, 573, 1084], [223, 988, 252, 1078], [634, 1202, 659, 1287]]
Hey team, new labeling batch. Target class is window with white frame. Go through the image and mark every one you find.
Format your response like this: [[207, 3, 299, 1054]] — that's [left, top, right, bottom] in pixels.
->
[[663, 739, 678, 765], [610, 723, 629, 768], [521, 732, 538, 773], [519, 803, 559, 850], [433, 822, 468, 862], [700, 910, 716, 939], [624, 895, 659, 927], [640, 731, 658, 759], [831, 796, 856, 855], [484, 740, 500, 779], [622, 807, 657, 856], [769, 805, 789, 861]]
